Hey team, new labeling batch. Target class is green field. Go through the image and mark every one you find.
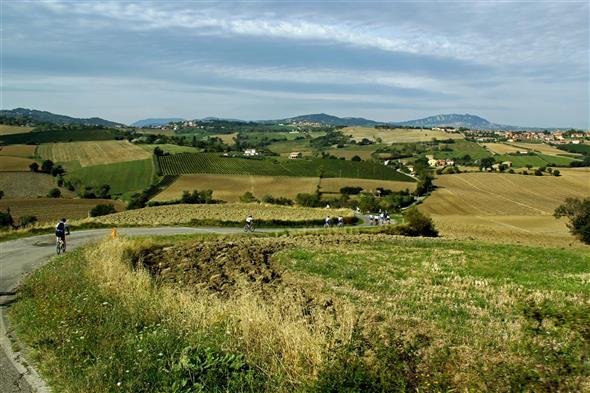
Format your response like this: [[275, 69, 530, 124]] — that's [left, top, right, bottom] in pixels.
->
[[537, 153, 579, 166], [67, 158, 156, 196], [0, 128, 125, 145], [556, 143, 590, 155], [157, 153, 415, 181], [139, 144, 202, 154], [9, 234, 589, 392]]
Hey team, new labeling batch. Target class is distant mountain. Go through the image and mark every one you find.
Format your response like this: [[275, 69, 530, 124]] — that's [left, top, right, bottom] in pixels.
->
[[277, 113, 379, 127], [0, 108, 122, 127], [131, 118, 185, 127], [199, 117, 246, 122], [393, 114, 495, 129]]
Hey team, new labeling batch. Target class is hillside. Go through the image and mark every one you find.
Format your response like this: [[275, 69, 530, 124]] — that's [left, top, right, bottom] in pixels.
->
[[131, 118, 185, 127], [394, 113, 495, 129], [277, 113, 379, 126], [0, 108, 122, 127]]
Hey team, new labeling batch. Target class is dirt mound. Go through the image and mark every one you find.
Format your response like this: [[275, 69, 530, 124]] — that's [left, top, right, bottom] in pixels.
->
[[135, 238, 289, 297]]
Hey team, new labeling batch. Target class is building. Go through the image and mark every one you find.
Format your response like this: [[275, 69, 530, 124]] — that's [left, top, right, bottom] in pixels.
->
[[289, 152, 302, 159], [244, 149, 258, 157]]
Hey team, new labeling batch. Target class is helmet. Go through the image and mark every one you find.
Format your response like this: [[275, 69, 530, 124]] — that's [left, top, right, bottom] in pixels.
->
[[61, 217, 67, 222]]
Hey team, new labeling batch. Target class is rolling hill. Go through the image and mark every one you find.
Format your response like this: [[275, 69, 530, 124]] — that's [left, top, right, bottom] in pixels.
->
[[131, 118, 185, 127], [0, 108, 123, 127]]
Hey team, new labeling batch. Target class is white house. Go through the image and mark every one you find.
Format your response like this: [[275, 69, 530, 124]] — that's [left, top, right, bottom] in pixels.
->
[[244, 149, 258, 157], [289, 152, 302, 159]]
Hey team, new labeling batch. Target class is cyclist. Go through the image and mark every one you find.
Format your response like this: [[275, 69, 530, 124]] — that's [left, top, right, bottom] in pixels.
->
[[55, 217, 70, 252], [245, 215, 254, 231], [324, 216, 332, 228], [337, 216, 344, 227]]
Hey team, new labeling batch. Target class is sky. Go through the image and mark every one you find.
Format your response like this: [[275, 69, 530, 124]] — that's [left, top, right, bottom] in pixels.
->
[[1, 1, 589, 128]]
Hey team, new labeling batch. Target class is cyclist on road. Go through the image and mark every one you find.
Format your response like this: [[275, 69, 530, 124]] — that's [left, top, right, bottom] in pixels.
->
[[55, 217, 70, 252], [245, 215, 254, 231], [337, 216, 344, 227], [324, 216, 332, 228]]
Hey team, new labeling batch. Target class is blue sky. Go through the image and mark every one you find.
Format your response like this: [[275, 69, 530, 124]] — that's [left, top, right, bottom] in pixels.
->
[[2, 1, 588, 128]]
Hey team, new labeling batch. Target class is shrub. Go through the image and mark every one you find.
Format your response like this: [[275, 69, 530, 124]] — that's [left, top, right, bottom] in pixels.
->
[[534, 169, 543, 176], [384, 208, 438, 237], [508, 169, 515, 174], [553, 169, 560, 176], [351, 155, 362, 162], [296, 192, 321, 207], [0, 209, 14, 227], [181, 189, 214, 204], [47, 188, 61, 198], [29, 162, 39, 172], [261, 195, 293, 206], [554, 197, 590, 244], [90, 204, 117, 217], [20, 215, 38, 227], [340, 186, 363, 195], [41, 159, 54, 173], [239, 192, 258, 203], [0, 190, 3, 199]]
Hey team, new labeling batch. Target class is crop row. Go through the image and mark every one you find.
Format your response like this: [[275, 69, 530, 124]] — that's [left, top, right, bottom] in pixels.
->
[[157, 153, 414, 181]]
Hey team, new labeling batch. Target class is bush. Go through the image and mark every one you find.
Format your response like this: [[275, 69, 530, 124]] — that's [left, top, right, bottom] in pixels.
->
[[29, 162, 39, 172], [261, 195, 293, 206], [296, 192, 321, 207], [47, 188, 61, 198], [239, 192, 258, 203], [384, 208, 438, 237], [340, 186, 363, 195], [0, 209, 14, 227], [553, 169, 560, 176], [0, 190, 3, 199], [90, 204, 117, 217], [20, 215, 38, 227], [534, 169, 543, 176], [41, 159, 54, 173], [181, 189, 214, 204], [351, 155, 362, 162], [554, 197, 590, 244]]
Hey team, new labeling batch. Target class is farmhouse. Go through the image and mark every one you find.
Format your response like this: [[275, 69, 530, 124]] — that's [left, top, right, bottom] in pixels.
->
[[243, 148, 258, 157], [289, 152, 302, 159]]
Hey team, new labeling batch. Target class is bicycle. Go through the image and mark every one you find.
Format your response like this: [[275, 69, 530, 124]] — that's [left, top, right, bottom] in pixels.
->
[[244, 222, 255, 232], [56, 237, 66, 255]]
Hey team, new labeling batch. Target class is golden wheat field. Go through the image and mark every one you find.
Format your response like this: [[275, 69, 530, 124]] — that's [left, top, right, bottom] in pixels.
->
[[93, 203, 352, 225], [0, 144, 36, 158], [0, 124, 34, 135], [38, 140, 152, 167], [213, 132, 238, 144], [420, 169, 590, 246], [482, 143, 522, 154], [319, 177, 415, 194], [0, 198, 125, 223], [343, 127, 464, 144], [0, 156, 35, 171], [153, 174, 320, 202]]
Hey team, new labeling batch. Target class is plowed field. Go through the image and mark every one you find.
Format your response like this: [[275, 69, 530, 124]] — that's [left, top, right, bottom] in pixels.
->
[[39, 140, 151, 167]]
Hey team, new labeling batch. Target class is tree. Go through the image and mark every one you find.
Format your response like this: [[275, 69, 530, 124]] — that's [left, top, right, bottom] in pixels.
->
[[351, 155, 362, 162], [239, 192, 258, 203], [0, 190, 3, 199], [479, 157, 495, 171], [51, 165, 65, 177], [29, 162, 39, 172], [20, 215, 38, 227], [534, 168, 543, 176], [0, 209, 14, 228], [553, 169, 560, 177], [153, 146, 164, 156], [47, 188, 61, 198], [554, 197, 590, 244], [90, 204, 117, 217], [41, 159, 54, 173], [397, 207, 438, 237]]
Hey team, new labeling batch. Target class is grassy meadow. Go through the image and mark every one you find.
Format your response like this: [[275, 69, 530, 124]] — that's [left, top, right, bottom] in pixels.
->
[[9, 234, 589, 392], [38, 140, 152, 167], [67, 158, 156, 196]]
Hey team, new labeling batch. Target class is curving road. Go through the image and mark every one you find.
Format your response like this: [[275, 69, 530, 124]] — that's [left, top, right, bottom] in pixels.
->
[[0, 217, 377, 392], [0, 226, 254, 393]]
